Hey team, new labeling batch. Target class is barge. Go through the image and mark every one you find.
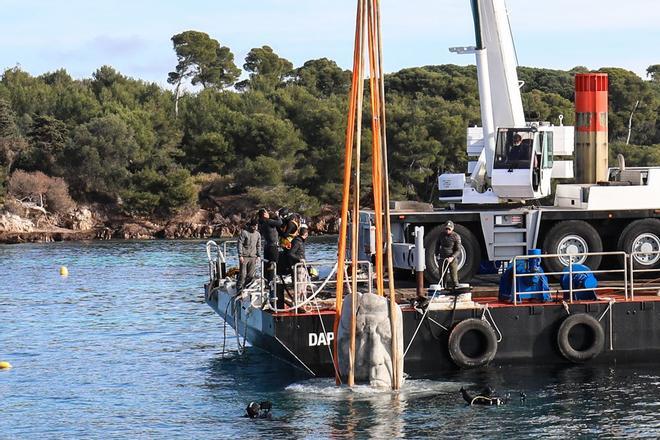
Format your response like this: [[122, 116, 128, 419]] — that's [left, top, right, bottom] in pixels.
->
[[204, 241, 660, 377]]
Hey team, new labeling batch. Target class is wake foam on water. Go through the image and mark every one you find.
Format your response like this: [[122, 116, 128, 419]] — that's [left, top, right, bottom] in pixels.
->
[[285, 378, 469, 401]]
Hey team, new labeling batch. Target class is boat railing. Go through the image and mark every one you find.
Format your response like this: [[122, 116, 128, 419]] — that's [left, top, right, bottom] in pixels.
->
[[629, 250, 660, 299], [511, 251, 628, 305], [291, 260, 373, 311], [205, 240, 245, 286], [222, 240, 238, 260], [206, 240, 228, 284]]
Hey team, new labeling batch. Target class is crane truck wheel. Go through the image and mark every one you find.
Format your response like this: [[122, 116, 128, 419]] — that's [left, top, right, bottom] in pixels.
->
[[542, 221, 603, 277], [617, 219, 660, 274], [423, 224, 481, 284]]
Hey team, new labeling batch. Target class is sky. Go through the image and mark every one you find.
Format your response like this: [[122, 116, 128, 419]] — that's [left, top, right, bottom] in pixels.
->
[[3, 0, 659, 89]]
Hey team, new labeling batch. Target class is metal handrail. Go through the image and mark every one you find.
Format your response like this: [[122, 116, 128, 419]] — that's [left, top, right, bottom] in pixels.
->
[[205, 240, 223, 283], [292, 260, 373, 311], [630, 250, 660, 299], [222, 240, 237, 259], [512, 251, 628, 305], [208, 241, 660, 307]]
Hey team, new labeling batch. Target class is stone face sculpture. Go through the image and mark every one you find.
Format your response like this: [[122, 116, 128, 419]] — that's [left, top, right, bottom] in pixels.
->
[[337, 291, 404, 388]]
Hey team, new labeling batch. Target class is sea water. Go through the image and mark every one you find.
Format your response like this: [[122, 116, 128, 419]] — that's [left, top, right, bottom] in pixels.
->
[[1, 238, 659, 438]]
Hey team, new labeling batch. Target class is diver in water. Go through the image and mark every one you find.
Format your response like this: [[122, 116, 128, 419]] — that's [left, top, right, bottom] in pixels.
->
[[460, 386, 509, 406], [245, 401, 273, 419]]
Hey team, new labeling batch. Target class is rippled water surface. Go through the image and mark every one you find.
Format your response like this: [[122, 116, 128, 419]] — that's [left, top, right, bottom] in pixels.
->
[[2, 239, 660, 438]]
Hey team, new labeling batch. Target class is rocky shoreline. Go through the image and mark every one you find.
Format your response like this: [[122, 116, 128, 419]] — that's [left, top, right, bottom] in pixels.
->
[[0, 202, 340, 244]]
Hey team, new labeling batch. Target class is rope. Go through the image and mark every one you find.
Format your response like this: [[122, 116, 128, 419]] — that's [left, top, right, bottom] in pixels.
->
[[241, 307, 250, 352], [562, 300, 571, 315], [403, 286, 441, 358], [228, 294, 249, 356], [439, 258, 451, 289], [221, 294, 231, 358], [233, 298, 245, 355], [274, 336, 316, 376], [481, 304, 503, 343], [427, 316, 448, 331], [315, 296, 341, 383], [597, 299, 616, 351], [266, 262, 339, 313], [403, 260, 455, 358]]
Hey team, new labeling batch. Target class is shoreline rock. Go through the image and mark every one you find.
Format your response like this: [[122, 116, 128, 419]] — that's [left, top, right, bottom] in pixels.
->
[[0, 203, 339, 244]]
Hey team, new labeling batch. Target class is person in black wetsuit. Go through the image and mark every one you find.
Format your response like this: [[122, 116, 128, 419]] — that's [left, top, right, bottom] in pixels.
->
[[258, 208, 282, 306], [245, 401, 273, 419], [278, 208, 301, 251]]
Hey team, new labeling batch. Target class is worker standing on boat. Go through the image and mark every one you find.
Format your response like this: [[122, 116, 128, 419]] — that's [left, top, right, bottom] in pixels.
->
[[258, 208, 282, 304], [237, 218, 261, 293], [288, 226, 309, 302], [438, 221, 461, 289], [278, 208, 301, 251]]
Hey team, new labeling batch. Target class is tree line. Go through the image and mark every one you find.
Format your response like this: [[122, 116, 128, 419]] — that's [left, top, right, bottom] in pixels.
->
[[0, 30, 659, 217]]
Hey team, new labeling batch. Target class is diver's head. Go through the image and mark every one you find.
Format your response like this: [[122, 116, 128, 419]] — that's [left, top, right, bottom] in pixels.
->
[[246, 402, 260, 418]]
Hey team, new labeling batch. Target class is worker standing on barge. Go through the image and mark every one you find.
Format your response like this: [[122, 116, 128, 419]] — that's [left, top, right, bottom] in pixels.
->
[[237, 219, 261, 293], [258, 208, 282, 305], [277, 208, 301, 251], [438, 221, 461, 289], [288, 226, 310, 303]]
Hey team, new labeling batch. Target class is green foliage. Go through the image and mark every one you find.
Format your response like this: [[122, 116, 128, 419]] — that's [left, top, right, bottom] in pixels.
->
[[518, 67, 575, 101], [168, 31, 240, 90], [18, 114, 68, 175], [2, 37, 660, 222], [239, 45, 293, 91], [1, 67, 56, 129], [647, 65, 660, 82], [609, 141, 660, 167], [0, 166, 6, 205], [196, 173, 236, 199], [121, 167, 196, 215], [0, 98, 19, 137], [66, 114, 140, 199], [291, 58, 350, 97], [246, 185, 320, 216], [600, 67, 659, 145], [0, 98, 28, 175], [235, 155, 284, 188], [522, 90, 574, 125]]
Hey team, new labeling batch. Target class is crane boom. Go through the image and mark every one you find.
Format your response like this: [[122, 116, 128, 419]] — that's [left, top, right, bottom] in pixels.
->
[[440, 0, 574, 204]]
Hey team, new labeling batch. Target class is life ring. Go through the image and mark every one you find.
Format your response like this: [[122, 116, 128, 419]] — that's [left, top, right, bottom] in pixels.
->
[[557, 313, 604, 363], [448, 318, 498, 368]]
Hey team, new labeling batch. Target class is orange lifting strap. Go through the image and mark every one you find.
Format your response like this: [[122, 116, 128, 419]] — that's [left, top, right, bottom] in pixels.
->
[[333, 0, 401, 390]]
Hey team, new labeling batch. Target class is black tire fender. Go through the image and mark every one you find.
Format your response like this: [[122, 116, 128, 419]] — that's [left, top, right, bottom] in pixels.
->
[[557, 313, 604, 363], [423, 223, 481, 284], [448, 318, 498, 368], [542, 220, 603, 276]]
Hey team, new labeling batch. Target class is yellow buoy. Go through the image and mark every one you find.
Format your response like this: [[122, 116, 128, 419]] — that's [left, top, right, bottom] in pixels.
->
[[0, 361, 12, 370], [60, 266, 69, 277]]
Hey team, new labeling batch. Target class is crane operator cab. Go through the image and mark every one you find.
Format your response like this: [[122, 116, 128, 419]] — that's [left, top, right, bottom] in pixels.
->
[[492, 126, 553, 200]]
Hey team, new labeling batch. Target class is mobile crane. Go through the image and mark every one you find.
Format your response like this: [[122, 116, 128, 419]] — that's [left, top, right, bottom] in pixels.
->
[[362, 0, 660, 283]]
